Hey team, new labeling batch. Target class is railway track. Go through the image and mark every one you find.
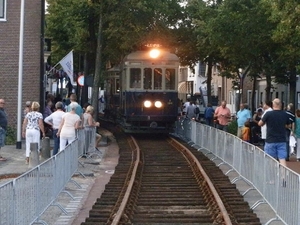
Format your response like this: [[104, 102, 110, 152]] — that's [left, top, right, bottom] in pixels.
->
[[82, 133, 261, 225]]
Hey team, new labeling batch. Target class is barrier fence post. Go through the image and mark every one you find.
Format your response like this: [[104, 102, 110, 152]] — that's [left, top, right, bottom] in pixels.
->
[[29, 142, 40, 168], [40, 137, 51, 161]]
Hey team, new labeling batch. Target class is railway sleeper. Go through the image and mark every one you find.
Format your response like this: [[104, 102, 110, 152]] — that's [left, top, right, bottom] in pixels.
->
[[138, 194, 202, 198], [131, 217, 214, 223], [136, 201, 204, 205], [91, 204, 116, 210], [126, 223, 214, 225]]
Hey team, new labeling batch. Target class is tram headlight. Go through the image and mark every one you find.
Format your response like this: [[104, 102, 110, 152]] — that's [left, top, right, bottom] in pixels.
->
[[154, 101, 162, 108], [144, 100, 152, 108], [149, 49, 160, 58]]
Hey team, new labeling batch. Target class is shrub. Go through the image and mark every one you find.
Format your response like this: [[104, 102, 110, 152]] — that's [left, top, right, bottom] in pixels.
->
[[227, 120, 238, 136], [5, 126, 17, 145]]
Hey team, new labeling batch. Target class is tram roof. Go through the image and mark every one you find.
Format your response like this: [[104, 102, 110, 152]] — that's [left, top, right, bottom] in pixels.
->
[[124, 50, 179, 62]]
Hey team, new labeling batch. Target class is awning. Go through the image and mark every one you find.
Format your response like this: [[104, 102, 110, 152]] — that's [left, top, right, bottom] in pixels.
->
[[178, 81, 187, 93]]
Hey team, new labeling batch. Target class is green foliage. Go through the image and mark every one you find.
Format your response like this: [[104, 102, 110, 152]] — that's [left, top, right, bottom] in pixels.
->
[[45, 0, 300, 106], [5, 126, 17, 145], [227, 120, 238, 136]]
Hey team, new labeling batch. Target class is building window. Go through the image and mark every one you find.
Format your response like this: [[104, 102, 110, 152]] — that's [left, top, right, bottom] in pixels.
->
[[0, 0, 6, 20], [198, 62, 206, 77]]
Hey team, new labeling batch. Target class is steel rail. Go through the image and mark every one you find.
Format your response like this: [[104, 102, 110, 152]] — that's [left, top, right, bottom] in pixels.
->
[[168, 137, 233, 225], [111, 136, 140, 225]]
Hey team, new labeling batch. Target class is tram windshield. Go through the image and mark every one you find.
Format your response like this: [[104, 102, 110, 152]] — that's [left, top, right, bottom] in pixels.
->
[[129, 67, 176, 91]]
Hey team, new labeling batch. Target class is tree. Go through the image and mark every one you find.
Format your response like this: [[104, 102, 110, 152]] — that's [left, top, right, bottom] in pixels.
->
[[262, 0, 300, 106], [206, 0, 282, 108], [91, 0, 190, 114], [184, 0, 223, 104]]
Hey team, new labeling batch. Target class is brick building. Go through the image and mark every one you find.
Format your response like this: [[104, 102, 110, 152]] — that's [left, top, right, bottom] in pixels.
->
[[0, 0, 43, 130]]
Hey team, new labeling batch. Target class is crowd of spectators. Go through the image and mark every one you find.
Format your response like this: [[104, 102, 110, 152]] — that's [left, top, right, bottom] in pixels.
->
[[179, 97, 298, 166]]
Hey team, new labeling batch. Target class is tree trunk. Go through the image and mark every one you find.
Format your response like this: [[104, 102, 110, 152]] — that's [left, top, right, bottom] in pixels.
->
[[91, 14, 103, 121], [251, 76, 257, 114], [289, 67, 297, 110], [206, 60, 212, 106], [265, 74, 272, 102], [82, 53, 89, 106]]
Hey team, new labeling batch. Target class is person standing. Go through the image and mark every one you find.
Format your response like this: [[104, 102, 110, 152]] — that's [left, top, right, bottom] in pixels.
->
[[214, 100, 231, 132], [23, 101, 31, 118], [204, 103, 215, 126], [44, 102, 65, 156], [258, 98, 291, 167], [294, 109, 300, 162], [0, 99, 7, 161], [66, 93, 83, 118], [43, 100, 53, 136], [285, 103, 295, 161], [182, 99, 190, 116], [236, 103, 251, 139], [83, 106, 102, 150], [99, 95, 105, 114], [57, 102, 81, 151], [261, 101, 273, 146], [251, 108, 263, 144], [242, 121, 251, 142], [186, 101, 196, 120], [43, 100, 53, 118], [22, 102, 46, 164]]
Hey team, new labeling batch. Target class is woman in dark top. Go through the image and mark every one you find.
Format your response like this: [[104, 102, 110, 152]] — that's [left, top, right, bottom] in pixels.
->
[[251, 108, 263, 143]]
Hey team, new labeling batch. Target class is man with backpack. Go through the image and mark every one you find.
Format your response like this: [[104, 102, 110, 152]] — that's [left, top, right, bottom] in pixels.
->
[[204, 103, 214, 126], [192, 101, 201, 121]]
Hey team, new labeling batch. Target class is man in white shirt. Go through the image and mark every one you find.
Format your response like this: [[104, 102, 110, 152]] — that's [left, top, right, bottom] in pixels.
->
[[182, 99, 190, 116], [44, 102, 65, 155], [186, 101, 196, 120], [261, 100, 273, 146]]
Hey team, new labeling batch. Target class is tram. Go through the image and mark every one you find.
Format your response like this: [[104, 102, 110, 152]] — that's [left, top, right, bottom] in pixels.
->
[[105, 48, 180, 133]]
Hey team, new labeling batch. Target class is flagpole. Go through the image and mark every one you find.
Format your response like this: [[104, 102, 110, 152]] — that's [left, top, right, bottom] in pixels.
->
[[47, 61, 60, 74], [47, 50, 73, 75], [16, 0, 25, 149]]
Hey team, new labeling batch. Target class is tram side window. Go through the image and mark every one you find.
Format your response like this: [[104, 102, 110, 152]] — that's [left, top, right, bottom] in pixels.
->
[[144, 68, 152, 89], [130, 68, 141, 88], [115, 78, 120, 93], [154, 68, 162, 90], [165, 69, 175, 90]]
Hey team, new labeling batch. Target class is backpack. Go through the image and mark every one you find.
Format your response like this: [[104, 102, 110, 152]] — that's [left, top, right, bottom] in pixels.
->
[[194, 107, 200, 114]]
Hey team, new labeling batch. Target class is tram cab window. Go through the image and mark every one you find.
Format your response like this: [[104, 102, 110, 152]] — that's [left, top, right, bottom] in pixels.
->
[[130, 68, 141, 88], [144, 68, 152, 89], [154, 68, 162, 90], [165, 69, 175, 90]]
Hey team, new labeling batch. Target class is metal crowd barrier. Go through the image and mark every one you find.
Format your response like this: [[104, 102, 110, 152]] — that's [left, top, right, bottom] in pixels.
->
[[0, 127, 97, 225], [174, 118, 300, 225], [82, 126, 102, 158]]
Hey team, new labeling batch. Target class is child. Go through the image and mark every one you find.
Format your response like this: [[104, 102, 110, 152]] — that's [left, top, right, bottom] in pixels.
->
[[242, 121, 251, 142]]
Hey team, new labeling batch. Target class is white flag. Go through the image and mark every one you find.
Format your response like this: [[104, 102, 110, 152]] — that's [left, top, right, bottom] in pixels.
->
[[59, 50, 74, 84]]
